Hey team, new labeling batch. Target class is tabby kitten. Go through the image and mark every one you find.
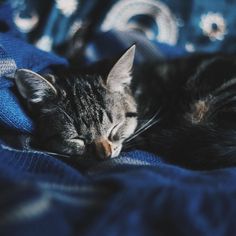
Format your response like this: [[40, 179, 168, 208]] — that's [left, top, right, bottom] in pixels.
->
[[15, 46, 137, 160]]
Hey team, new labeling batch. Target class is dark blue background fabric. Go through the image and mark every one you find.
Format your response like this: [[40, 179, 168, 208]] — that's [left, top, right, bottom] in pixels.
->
[[1, 2, 236, 236], [8, 0, 236, 54]]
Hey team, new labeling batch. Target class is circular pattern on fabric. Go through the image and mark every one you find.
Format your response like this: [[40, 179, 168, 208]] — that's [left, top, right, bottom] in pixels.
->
[[101, 0, 178, 45], [13, 11, 39, 33], [35, 36, 53, 52], [55, 0, 78, 17], [199, 12, 227, 41], [185, 42, 195, 52]]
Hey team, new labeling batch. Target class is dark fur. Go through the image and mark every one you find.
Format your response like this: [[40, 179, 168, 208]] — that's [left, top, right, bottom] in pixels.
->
[[129, 54, 236, 169]]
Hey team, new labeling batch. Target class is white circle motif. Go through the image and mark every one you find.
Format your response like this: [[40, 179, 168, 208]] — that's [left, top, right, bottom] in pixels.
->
[[14, 12, 39, 33], [199, 12, 227, 41], [101, 0, 178, 45], [185, 43, 195, 52], [35, 36, 53, 52], [56, 0, 78, 17]]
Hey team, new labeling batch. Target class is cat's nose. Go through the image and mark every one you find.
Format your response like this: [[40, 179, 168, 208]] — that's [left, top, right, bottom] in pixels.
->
[[94, 138, 112, 160]]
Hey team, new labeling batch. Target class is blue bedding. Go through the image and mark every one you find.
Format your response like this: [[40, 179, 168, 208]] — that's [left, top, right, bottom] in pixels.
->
[[1, 2, 236, 236]]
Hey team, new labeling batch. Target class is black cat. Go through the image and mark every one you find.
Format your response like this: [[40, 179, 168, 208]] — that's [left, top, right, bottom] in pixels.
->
[[130, 53, 236, 169]]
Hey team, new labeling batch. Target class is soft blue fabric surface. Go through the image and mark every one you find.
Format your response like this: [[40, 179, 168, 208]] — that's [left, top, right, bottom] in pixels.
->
[[1, 2, 236, 236], [1, 145, 236, 236], [0, 22, 67, 132]]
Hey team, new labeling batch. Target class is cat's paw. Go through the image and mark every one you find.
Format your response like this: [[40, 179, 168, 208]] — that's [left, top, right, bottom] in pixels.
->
[[45, 139, 86, 157]]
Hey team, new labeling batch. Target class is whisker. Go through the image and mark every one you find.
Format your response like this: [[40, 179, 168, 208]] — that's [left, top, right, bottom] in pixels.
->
[[43, 151, 71, 158], [125, 118, 160, 143], [134, 108, 161, 134], [123, 139, 147, 148], [124, 109, 161, 143]]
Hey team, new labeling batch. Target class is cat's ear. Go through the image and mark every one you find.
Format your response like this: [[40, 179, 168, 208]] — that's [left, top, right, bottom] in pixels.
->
[[107, 45, 135, 92], [15, 69, 57, 103]]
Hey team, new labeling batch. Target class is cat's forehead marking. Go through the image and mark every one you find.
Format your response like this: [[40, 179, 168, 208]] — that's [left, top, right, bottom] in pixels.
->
[[69, 76, 113, 137], [64, 73, 137, 142]]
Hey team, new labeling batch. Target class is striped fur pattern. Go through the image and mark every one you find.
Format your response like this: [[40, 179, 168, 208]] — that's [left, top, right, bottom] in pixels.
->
[[15, 46, 137, 160]]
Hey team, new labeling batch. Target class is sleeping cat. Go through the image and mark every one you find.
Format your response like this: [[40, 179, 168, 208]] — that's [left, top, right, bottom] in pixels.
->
[[14, 45, 236, 169], [15, 46, 137, 160], [131, 53, 236, 169]]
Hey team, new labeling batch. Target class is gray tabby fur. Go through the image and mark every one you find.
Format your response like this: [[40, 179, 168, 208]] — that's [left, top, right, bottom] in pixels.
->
[[15, 45, 137, 159]]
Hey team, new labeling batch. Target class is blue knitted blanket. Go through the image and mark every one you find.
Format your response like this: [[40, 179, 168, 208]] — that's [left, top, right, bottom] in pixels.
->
[[1, 2, 236, 236]]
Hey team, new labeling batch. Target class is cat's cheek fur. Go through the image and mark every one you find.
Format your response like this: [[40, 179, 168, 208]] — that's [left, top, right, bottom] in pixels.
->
[[110, 118, 137, 158], [122, 118, 138, 139]]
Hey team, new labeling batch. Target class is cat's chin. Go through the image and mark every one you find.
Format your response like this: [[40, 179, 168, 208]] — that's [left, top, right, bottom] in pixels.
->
[[111, 144, 122, 159]]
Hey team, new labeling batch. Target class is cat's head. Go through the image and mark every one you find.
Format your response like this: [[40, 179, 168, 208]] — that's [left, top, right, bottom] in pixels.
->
[[15, 45, 137, 159]]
